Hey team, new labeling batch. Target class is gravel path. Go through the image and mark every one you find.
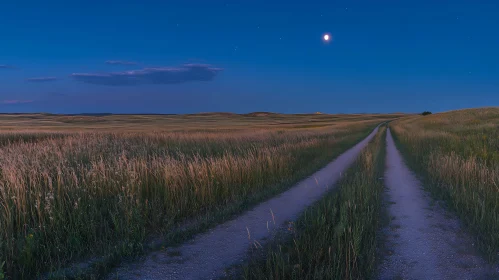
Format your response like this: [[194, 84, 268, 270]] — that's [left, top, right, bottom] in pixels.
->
[[108, 126, 380, 280], [378, 129, 499, 280]]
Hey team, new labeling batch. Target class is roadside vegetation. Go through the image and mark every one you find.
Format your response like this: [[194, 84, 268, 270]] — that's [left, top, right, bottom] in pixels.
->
[[390, 107, 499, 260], [0, 113, 398, 279], [242, 126, 387, 280]]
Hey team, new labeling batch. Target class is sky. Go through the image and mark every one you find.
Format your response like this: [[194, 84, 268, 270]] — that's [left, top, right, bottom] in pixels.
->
[[0, 0, 498, 114]]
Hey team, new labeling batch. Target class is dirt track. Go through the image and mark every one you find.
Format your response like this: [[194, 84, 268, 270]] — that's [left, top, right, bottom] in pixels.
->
[[109, 126, 380, 280], [378, 129, 499, 280]]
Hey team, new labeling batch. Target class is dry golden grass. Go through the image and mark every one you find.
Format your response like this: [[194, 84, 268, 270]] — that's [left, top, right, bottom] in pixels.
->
[[390, 107, 499, 260], [0, 113, 403, 132], [0, 113, 399, 278]]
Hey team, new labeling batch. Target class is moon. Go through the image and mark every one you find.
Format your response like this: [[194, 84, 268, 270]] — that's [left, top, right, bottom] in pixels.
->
[[323, 33, 331, 43]]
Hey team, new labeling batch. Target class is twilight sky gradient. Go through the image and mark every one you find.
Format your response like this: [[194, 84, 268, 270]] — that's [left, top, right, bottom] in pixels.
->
[[1, 1, 498, 114]]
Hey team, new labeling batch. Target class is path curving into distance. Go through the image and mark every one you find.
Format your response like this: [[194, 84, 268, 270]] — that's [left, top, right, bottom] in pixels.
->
[[109, 126, 381, 280], [378, 129, 499, 280]]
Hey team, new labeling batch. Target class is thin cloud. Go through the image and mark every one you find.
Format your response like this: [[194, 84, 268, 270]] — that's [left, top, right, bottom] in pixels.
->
[[1, 100, 34, 104], [0, 65, 16, 69], [26, 77, 58, 83], [105, 60, 138, 66], [71, 64, 223, 86]]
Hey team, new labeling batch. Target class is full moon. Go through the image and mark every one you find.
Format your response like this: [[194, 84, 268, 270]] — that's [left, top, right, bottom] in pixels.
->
[[323, 34, 330, 41]]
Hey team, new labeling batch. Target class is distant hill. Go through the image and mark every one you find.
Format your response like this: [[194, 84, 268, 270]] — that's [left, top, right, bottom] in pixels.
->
[[244, 112, 280, 117], [0, 111, 408, 117], [190, 112, 238, 116]]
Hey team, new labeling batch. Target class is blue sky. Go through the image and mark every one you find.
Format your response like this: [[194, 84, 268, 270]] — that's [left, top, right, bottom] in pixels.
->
[[0, 0, 498, 114]]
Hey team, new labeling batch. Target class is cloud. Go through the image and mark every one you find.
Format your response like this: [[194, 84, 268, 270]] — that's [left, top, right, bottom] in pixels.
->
[[0, 65, 16, 69], [71, 64, 223, 86], [105, 60, 138, 66], [1, 100, 34, 105], [26, 77, 58, 83]]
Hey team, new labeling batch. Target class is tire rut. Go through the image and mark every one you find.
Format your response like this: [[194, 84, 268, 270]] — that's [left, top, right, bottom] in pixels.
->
[[378, 129, 499, 280]]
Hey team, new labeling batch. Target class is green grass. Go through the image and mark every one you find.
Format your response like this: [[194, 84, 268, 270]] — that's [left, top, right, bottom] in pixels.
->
[[241, 126, 387, 280], [390, 107, 499, 261]]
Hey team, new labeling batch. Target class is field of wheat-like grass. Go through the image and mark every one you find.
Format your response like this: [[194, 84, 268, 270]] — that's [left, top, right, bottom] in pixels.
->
[[0, 113, 398, 278]]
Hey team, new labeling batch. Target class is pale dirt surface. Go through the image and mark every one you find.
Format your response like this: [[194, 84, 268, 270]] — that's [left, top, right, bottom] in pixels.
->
[[108, 127, 380, 280], [378, 129, 499, 280]]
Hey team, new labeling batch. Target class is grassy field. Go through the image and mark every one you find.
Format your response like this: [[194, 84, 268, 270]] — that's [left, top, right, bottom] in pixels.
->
[[390, 107, 499, 260], [0, 113, 397, 132], [242, 125, 387, 279], [0, 113, 400, 279]]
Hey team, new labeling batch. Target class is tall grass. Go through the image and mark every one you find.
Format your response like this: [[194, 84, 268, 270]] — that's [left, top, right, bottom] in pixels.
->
[[0, 122, 381, 279], [242, 126, 386, 280], [390, 107, 499, 260], [0, 132, 69, 146]]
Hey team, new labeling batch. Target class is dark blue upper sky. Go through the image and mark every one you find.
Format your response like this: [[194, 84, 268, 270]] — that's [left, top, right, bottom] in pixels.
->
[[1, 0, 498, 114]]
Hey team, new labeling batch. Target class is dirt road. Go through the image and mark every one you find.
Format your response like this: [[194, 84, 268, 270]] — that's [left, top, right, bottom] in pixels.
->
[[109, 126, 380, 280], [378, 129, 499, 280]]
